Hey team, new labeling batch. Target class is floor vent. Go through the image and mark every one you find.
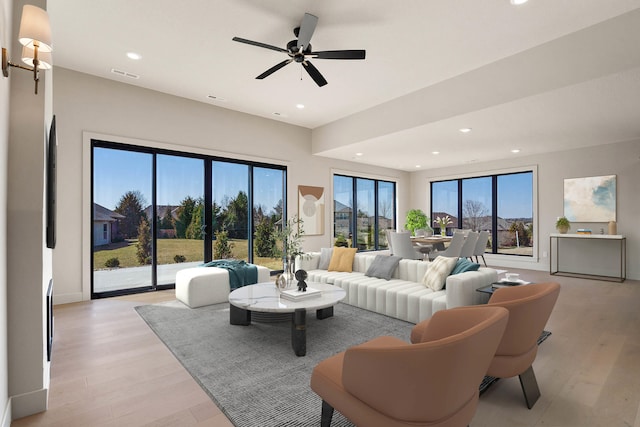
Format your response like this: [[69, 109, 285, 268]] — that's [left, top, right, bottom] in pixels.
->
[[111, 68, 140, 79]]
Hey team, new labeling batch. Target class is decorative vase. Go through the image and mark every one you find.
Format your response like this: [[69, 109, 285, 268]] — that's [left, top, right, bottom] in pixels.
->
[[440, 229, 446, 237], [282, 255, 296, 288], [557, 225, 569, 234], [608, 221, 617, 235]]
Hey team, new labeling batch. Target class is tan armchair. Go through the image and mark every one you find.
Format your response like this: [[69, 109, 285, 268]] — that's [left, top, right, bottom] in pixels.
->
[[310, 305, 509, 427], [484, 282, 560, 409]]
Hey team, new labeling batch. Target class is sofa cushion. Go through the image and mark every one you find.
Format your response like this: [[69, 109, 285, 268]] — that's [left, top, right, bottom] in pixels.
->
[[318, 247, 333, 270], [450, 258, 481, 275], [422, 256, 458, 291], [328, 247, 358, 272], [365, 255, 402, 280]]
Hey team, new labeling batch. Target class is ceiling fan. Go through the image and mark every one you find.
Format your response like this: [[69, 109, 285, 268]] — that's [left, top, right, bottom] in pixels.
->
[[232, 13, 366, 87]]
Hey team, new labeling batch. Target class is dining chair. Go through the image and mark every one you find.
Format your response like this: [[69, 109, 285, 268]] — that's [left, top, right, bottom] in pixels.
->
[[310, 305, 510, 427], [428, 231, 465, 260], [473, 231, 490, 266], [384, 228, 394, 255], [459, 231, 479, 261], [388, 231, 423, 260], [412, 228, 433, 259]]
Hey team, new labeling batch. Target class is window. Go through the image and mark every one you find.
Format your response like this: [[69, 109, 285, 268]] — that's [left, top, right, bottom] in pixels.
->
[[92, 140, 286, 298], [333, 174, 396, 250], [431, 171, 534, 257]]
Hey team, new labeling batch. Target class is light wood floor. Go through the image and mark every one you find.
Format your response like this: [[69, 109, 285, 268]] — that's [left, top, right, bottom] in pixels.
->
[[11, 269, 640, 427]]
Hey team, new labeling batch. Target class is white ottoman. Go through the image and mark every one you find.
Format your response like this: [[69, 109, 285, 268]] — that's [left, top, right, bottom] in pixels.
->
[[175, 265, 270, 308]]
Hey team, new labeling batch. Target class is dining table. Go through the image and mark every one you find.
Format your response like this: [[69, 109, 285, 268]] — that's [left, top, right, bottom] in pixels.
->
[[410, 235, 452, 252]]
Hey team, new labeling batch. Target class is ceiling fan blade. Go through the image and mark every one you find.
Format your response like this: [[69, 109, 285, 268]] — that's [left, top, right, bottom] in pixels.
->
[[256, 59, 293, 79], [232, 37, 288, 53], [302, 61, 327, 87], [297, 13, 318, 51], [310, 50, 366, 60]]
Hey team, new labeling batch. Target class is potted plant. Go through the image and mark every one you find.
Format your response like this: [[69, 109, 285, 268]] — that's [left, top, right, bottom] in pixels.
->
[[555, 216, 570, 234], [405, 209, 430, 236]]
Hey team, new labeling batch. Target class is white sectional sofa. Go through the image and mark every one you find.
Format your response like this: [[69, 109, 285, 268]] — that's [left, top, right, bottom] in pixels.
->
[[296, 252, 497, 324]]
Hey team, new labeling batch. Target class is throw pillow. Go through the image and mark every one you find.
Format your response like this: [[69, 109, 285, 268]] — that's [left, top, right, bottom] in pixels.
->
[[450, 258, 481, 275], [365, 255, 402, 280], [421, 256, 459, 291], [327, 247, 358, 272], [318, 248, 333, 270]]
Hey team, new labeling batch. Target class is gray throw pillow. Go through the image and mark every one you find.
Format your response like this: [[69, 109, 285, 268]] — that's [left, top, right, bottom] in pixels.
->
[[318, 248, 333, 270], [365, 255, 402, 281]]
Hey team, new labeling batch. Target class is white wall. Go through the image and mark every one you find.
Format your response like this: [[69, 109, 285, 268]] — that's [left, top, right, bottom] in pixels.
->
[[52, 67, 409, 304], [410, 139, 640, 280], [0, 0, 12, 424], [4, 0, 53, 420]]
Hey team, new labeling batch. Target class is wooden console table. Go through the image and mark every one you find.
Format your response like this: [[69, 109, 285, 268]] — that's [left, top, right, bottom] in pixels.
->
[[549, 233, 626, 282]]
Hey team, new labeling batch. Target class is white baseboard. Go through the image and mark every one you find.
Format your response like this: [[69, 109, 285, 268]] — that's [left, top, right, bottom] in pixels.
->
[[1, 398, 11, 427], [53, 292, 84, 305], [10, 388, 47, 420]]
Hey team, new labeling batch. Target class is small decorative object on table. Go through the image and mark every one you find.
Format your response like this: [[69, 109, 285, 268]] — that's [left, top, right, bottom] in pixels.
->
[[555, 216, 570, 234], [434, 215, 453, 236], [295, 269, 308, 292]]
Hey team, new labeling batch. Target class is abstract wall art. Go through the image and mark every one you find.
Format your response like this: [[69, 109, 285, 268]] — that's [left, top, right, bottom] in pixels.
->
[[563, 175, 616, 222], [298, 185, 325, 235]]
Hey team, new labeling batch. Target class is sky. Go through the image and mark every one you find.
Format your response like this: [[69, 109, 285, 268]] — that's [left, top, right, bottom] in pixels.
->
[[433, 172, 533, 219], [93, 148, 283, 213]]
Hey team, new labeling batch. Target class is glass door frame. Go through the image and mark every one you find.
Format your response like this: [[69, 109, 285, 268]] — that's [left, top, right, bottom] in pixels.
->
[[91, 139, 286, 299]]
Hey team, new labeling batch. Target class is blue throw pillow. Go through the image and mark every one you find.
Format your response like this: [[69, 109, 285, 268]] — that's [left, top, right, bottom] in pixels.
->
[[450, 258, 481, 275]]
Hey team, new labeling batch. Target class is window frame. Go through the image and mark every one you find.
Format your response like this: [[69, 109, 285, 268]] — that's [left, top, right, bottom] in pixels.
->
[[429, 166, 538, 260], [332, 173, 397, 251]]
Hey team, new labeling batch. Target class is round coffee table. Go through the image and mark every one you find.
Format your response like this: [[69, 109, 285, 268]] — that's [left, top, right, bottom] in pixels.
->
[[228, 282, 346, 356]]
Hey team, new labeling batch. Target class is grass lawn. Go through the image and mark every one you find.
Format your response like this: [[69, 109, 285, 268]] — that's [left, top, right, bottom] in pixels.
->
[[93, 238, 283, 271]]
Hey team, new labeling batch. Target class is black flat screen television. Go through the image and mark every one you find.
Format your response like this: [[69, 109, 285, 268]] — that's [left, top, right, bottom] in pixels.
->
[[46, 115, 56, 249]]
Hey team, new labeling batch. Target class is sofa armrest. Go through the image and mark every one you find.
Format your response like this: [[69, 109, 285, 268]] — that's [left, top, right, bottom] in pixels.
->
[[296, 252, 320, 271], [445, 268, 498, 308]]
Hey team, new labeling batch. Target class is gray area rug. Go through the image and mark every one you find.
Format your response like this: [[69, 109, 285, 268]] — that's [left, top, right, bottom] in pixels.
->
[[135, 301, 414, 426]]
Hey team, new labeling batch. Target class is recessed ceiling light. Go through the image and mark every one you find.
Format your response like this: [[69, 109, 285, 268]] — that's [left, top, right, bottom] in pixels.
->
[[296, 104, 305, 109], [126, 52, 142, 60], [510, 0, 528, 5], [432, 151, 440, 155], [355, 152, 363, 156], [415, 165, 421, 168], [272, 112, 288, 117], [459, 128, 472, 133], [511, 149, 521, 153], [207, 95, 227, 102]]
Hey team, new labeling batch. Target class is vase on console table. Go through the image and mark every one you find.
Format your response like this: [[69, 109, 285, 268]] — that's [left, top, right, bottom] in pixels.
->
[[608, 221, 617, 235]]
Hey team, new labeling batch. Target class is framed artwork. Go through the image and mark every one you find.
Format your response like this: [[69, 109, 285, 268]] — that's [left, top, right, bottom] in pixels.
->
[[563, 175, 616, 222], [298, 185, 325, 235]]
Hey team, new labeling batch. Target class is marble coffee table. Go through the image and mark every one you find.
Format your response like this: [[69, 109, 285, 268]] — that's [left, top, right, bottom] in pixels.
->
[[228, 282, 346, 356]]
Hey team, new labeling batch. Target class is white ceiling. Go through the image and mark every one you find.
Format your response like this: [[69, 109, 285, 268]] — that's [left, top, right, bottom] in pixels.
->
[[47, 0, 640, 171]]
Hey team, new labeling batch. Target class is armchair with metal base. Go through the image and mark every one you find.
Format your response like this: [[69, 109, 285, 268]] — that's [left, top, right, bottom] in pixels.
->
[[310, 305, 509, 427], [485, 282, 560, 409]]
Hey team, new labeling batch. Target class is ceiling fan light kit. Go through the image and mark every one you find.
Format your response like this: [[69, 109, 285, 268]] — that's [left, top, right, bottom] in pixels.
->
[[232, 13, 366, 87]]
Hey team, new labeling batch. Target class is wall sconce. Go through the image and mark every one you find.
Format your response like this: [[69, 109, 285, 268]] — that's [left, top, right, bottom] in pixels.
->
[[1, 5, 53, 94]]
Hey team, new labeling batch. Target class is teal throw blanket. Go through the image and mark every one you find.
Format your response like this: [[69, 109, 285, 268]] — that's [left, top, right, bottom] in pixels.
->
[[201, 259, 258, 290]]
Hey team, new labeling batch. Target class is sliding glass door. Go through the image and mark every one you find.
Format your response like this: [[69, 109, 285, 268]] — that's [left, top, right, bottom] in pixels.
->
[[92, 141, 286, 298], [156, 154, 205, 285], [92, 146, 153, 294]]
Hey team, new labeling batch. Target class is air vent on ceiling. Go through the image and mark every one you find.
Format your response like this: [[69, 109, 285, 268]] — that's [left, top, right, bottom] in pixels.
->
[[111, 68, 140, 79]]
